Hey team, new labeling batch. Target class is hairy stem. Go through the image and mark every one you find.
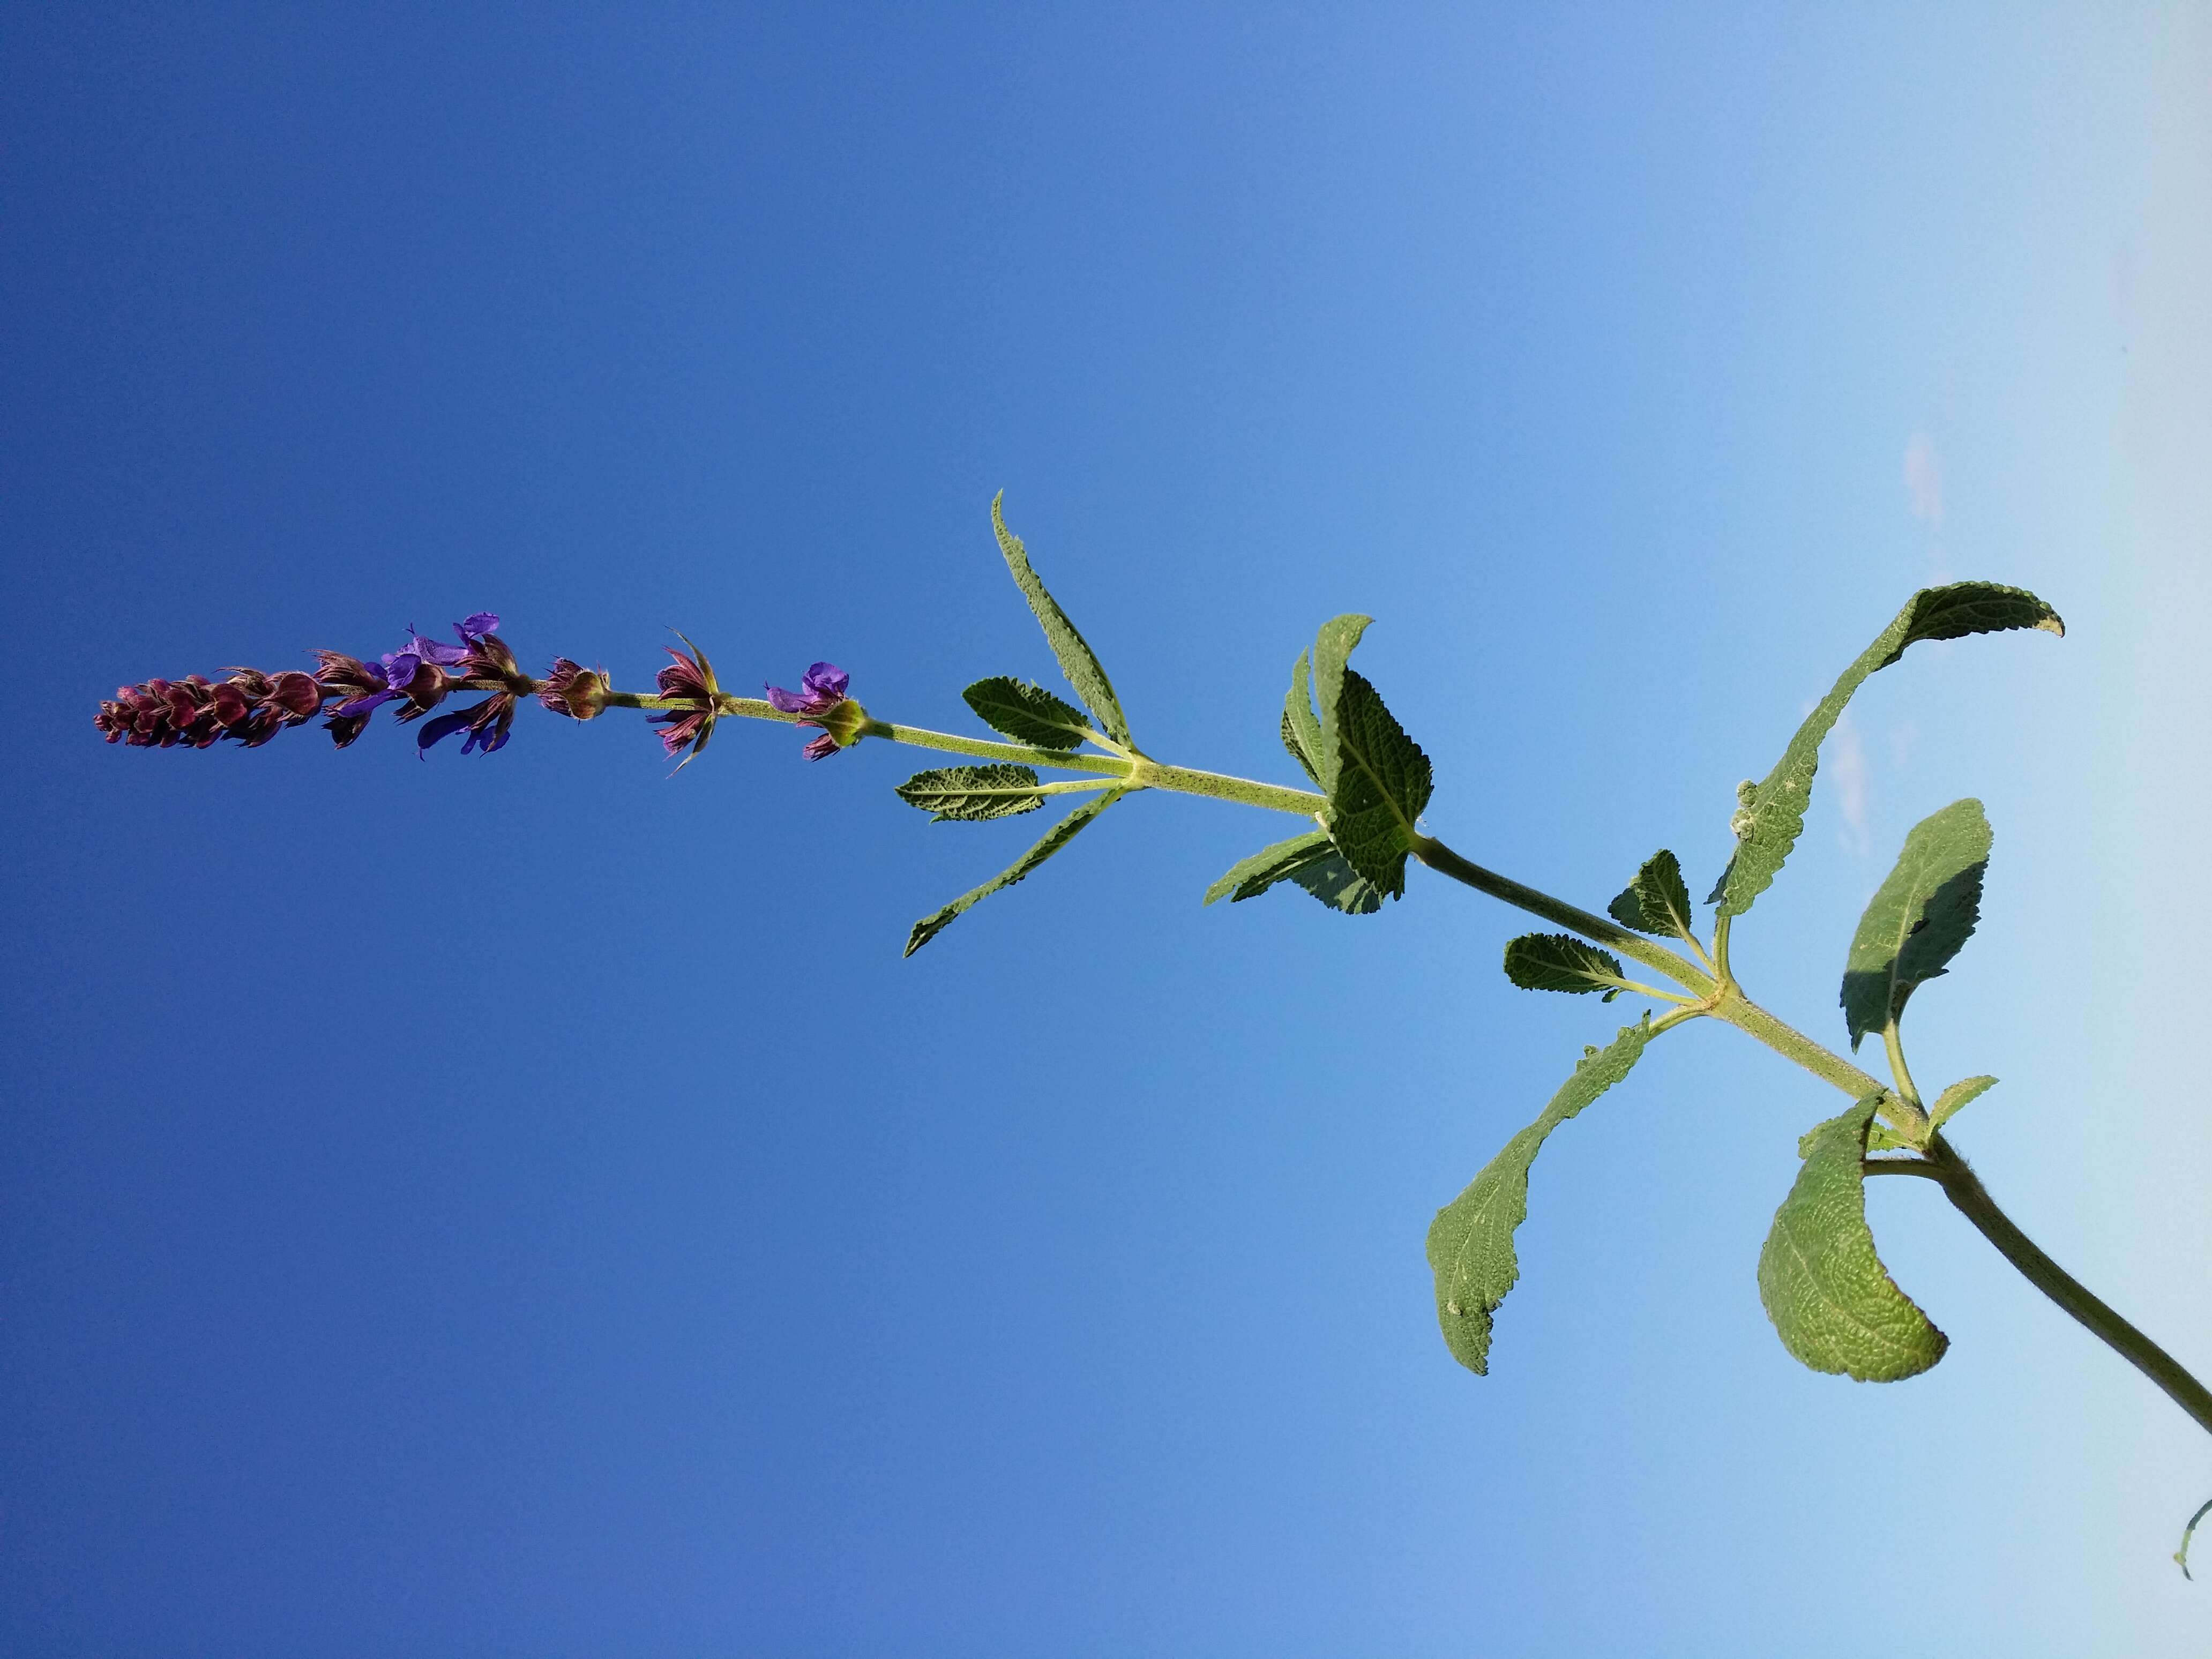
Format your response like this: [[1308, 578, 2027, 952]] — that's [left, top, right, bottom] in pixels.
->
[[608, 679, 2212, 1452], [1925, 1137, 2212, 1443], [1126, 759, 1327, 817], [1413, 836, 1714, 995]]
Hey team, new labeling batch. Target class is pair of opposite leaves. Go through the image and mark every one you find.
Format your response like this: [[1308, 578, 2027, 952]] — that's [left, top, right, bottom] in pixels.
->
[[1426, 583, 2058, 1384]]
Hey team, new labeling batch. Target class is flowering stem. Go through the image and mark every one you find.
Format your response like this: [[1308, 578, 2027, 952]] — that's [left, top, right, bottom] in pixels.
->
[[856, 717, 1133, 777]]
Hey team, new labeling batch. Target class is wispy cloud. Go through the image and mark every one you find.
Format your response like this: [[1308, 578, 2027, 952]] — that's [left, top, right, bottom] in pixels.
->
[[1903, 432, 1944, 526], [1829, 712, 1871, 858]]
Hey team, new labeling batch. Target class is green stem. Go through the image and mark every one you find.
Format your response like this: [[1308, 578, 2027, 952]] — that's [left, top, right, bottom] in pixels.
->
[[1126, 759, 1327, 817], [1924, 1137, 2212, 1445], [1882, 1023, 1924, 1110], [1412, 836, 1714, 996], [609, 678, 2212, 1462], [1610, 978, 1698, 1006], [856, 717, 1133, 776]]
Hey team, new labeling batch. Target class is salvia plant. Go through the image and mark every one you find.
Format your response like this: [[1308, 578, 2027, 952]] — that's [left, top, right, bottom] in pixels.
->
[[101, 494, 2212, 1572]]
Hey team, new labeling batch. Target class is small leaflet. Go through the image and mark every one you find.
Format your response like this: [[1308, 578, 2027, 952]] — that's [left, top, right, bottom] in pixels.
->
[[1502, 933, 1628, 998], [893, 764, 1048, 822], [1927, 1075, 1997, 1135], [962, 676, 1093, 751], [1607, 850, 1696, 941]]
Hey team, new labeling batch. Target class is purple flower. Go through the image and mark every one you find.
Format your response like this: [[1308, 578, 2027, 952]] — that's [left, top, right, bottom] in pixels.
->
[[766, 661, 853, 760], [415, 695, 515, 757], [765, 661, 849, 716], [402, 612, 502, 671]]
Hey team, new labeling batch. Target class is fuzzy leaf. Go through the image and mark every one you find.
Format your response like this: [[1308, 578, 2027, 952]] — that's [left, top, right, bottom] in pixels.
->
[[893, 764, 1047, 822], [1281, 709, 1320, 786], [1325, 668, 1433, 899], [903, 787, 1126, 956], [962, 677, 1092, 750], [1503, 933, 1628, 997], [1282, 649, 1325, 784], [991, 495, 1131, 748], [1427, 1019, 1655, 1374], [1929, 1074, 1998, 1135], [1204, 831, 1334, 905], [1608, 850, 1696, 940], [1310, 615, 1373, 794], [1840, 799, 1991, 1049], [1714, 583, 2061, 918], [1288, 853, 1387, 915], [1201, 830, 1386, 915], [1758, 1096, 1949, 1381]]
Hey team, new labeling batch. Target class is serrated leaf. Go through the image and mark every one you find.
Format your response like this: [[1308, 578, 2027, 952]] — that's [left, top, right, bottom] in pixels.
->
[[1311, 615, 1372, 794], [1280, 708, 1320, 786], [1608, 849, 1695, 940], [1839, 799, 1991, 1049], [1288, 853, 1387, 915], [1758, 1096, 1948, 1381], [1283, 650, 1325, 784], [1204, 831, 1334, 905], [1503, 933, 1628, 997], [1929, 1074, 1997, 1134], [1325, 667, 1433, 899], [893, 764, 1047, 822], [1427, 1019, 1655, 1374], [990, 495, 1131, 748], [903, 787, 1126, 956], [961, 676, 1092, 750], [1864, 1121, 1912, 1154], [1201, 831, 1386, 915], [1715, 582, 2061, 918]]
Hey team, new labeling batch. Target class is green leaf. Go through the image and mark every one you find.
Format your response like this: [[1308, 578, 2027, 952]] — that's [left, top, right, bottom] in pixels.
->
[[961, 676, 1092, 750], [1280, 709, 1320, 786], [903, 787, 1127, 956], [1325, 667, 1433, 899], [1839, 799, 1992, 1049], [1204, 831, 1334, 905], [1864, 1120, 1912, 1154], [1607, 849, 1696, 940], [1758, 1096, 1949, 1381], [1427, 1019, 1656, 1374], [1714, 582, 2061, 918], [1503, 933, 1628, 998], [1288, 853, 1387, 915], [990, 494, 1132, 748], [893, 764, 1047, 822], [1282, 649, 1325, 784], [1311, 614, 1373, 794], [1201, 831, 1387, 915], [1928, 1074, 1997, 1135]]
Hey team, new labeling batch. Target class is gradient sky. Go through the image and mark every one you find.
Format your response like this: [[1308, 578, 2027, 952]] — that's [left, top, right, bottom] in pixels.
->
[[5, 5, 2209, 1654]]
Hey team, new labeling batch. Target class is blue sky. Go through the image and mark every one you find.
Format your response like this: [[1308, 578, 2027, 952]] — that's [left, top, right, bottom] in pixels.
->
[[5, 5, 2209, 1653]]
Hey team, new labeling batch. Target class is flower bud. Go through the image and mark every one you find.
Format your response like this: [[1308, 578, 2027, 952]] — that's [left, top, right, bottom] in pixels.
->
[[538, 658, 610, 720]]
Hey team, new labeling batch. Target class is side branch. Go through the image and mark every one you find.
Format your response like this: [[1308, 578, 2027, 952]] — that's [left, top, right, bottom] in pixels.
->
[[1413, 836, 1714, 995]]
